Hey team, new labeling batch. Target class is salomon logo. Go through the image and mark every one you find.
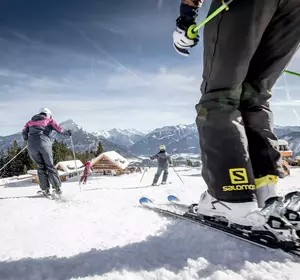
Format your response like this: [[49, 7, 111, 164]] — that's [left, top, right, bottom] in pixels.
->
[[229, 168, 249, 184]]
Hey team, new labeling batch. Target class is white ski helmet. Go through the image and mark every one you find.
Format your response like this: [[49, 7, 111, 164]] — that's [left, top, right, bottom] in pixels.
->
[[39, 108, 52, 118]]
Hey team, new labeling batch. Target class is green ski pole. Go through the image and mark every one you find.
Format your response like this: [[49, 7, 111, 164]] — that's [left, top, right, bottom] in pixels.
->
[[187, 0, 235, 40], [284, 70, 300, 78]]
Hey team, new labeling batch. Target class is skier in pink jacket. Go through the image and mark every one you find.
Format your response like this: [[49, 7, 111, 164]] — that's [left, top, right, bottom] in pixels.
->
[[79, 161, 93, 185]]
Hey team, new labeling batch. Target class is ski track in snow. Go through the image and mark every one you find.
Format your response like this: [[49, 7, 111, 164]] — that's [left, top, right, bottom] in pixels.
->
[[0, 167, 300, 280]]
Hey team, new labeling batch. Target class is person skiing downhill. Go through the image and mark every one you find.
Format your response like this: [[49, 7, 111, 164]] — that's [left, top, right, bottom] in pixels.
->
[[79, 160, 93, 185], [173, 0, 300, 239], [22, 108, 72, 196], [150, 145, 172, 185]]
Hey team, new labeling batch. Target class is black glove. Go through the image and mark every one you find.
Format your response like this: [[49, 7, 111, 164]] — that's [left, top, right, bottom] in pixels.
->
[[173, 3, 200, 56]]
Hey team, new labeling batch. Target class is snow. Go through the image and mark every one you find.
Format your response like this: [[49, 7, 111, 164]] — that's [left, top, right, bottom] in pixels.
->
[[55, 160, 85, 173], [1, 167, 300, 280], [27, 169, 67, 176], [172, 153, 201, 159]]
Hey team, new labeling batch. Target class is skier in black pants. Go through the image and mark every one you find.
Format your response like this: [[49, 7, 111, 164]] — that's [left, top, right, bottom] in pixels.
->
[[150, 145, 172, 185], [173, 0, 300, 239], [22, 108, 72, 195]]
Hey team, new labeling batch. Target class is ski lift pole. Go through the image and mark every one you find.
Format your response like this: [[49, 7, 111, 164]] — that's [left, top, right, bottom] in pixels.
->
[[70, 136, 80, 190], [187, 0, 234, 40], [172, 166, 184, 185], [0, 145, 27, 174]]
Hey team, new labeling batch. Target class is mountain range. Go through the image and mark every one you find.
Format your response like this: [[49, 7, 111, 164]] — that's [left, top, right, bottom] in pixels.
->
[[1, 120, 300, 157]]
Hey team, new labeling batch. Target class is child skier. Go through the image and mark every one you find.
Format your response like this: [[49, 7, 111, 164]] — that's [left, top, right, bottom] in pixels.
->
[[79, 160, 93, 185], [173, 0, 300, 240], [22, 108, 72, 196], [150, 145, 172, 185]]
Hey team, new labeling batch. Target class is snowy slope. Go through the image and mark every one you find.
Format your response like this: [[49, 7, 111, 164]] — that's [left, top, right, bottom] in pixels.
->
[[1, 168, 300, 280]]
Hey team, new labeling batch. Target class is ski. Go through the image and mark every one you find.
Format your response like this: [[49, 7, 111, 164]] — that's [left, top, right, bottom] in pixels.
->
[[139, 195, 300, 259], [37, 190, 62, 200], [37, 190, 54, 199]]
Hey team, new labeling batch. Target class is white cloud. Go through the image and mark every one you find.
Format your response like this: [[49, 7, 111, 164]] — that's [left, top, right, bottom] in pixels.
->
[[0, 67, 200, 135], [0, 69, 28, 78], [1, 54, 299, 136]]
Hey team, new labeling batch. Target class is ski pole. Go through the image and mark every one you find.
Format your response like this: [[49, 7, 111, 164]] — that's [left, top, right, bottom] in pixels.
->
[[70, 136, 80, 190], [172, 166, 184, 185], [140, 168, 147, 182], [284, 70, 300, 78], [0, 145, 27, 174], [187, 0, 234, 40]]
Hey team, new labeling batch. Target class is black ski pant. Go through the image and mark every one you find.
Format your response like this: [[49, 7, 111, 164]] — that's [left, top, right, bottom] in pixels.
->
[[28, 143, 61, 191], [196, 0, 300, 203]]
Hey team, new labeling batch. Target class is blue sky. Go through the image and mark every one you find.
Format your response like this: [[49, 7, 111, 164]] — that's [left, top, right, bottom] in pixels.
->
[[0, 0, 299, 136]]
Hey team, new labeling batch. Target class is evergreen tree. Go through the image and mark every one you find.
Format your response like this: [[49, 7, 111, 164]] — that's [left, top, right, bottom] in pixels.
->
[[52, 140, 71, 164], [20, 144, 35, 172], [0, 139, 100, 178], [97, 141, 104, 155]]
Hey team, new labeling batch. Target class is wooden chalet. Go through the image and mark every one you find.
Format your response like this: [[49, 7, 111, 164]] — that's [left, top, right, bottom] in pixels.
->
[[27, 160, 84, 184], [27, 170, 67, 184], [91, 151, 129, 175], [55, 160, 85, 178]]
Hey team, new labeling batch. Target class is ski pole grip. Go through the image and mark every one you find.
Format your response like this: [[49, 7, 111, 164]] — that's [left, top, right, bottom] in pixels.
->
[[187, 24, 198, 40]]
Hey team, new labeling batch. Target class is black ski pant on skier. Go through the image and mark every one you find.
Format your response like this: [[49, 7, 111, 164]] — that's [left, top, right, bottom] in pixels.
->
[[196, 0, 300, 206]]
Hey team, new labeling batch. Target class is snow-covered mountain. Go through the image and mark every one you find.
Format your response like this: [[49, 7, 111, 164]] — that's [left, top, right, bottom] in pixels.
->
[[130, 124, 199, 156], [3, 120, 300, 157], [94, 128, 146, 147], [274, 125, 300, 137], [281, 132, 300, 156], [0, 133, 24, 152], [59, 119, 82, 131]]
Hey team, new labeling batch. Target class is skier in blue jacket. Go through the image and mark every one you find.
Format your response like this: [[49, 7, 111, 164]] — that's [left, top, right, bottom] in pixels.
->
[[22, 108, 72, 195]]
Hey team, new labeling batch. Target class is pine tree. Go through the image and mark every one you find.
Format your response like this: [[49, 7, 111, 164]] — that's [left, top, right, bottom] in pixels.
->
[[20, 145, 35, 172], [97, 141, 104, 155], [53, 140, 71, 164]]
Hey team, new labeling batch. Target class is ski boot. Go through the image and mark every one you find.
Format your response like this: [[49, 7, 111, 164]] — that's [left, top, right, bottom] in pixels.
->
[[52, 188, 62, 196], [256, 196, 300, 248], [161, 181, 166, 185], [282, 191, 300, 237], [192, 190, 266, 227], [37, 189, 51, 197], [192, 191, 300, 248]]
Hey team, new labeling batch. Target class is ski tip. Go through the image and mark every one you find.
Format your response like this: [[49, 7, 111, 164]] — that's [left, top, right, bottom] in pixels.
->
[[167, 195, 180, 202], [139, 197, 153, 205]]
